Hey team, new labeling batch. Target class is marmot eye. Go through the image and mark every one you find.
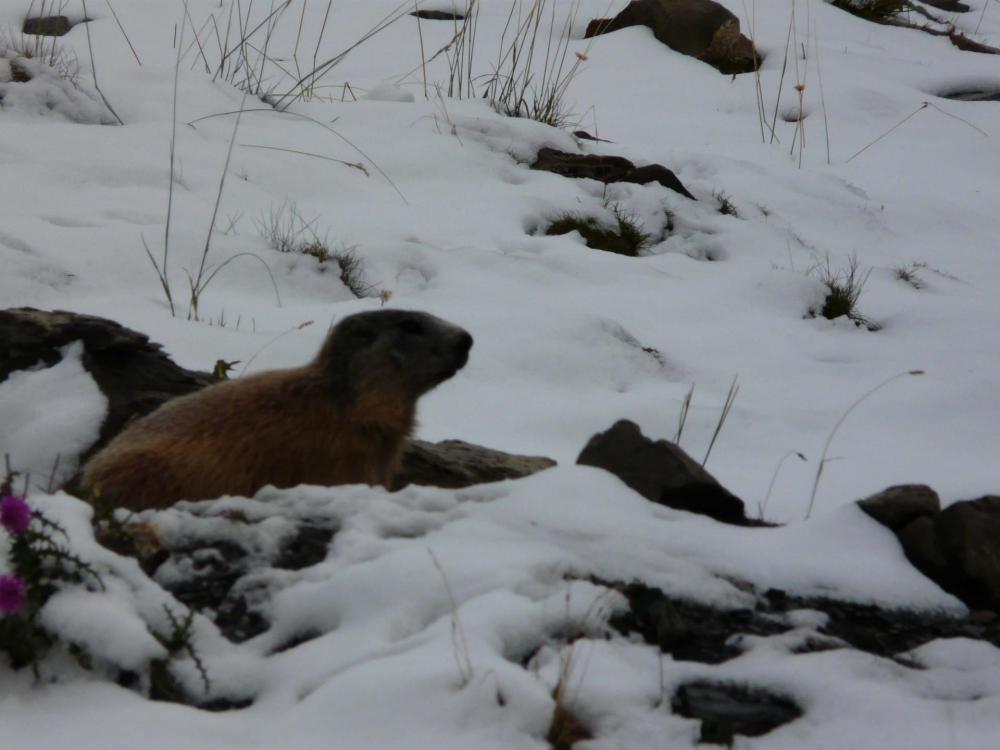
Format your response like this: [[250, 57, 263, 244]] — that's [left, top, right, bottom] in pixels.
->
[[400, 319, 424, 335]]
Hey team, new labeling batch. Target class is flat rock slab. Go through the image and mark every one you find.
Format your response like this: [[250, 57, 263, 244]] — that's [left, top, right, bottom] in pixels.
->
[[395, 439, 556, 490], [532, 147, 695, 200]]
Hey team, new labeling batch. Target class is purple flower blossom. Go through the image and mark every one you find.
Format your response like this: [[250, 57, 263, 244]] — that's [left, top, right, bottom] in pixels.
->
[[0, 495, 32, 536], [0, 575, 27, 614]]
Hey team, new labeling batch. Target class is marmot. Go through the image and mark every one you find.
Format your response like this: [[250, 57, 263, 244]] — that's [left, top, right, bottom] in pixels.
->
[[82, 310, 473, 511]]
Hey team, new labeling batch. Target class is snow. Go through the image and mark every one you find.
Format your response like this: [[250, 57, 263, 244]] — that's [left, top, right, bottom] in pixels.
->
[[2, 0, 1000, 746], [0, 342, 107, 487]]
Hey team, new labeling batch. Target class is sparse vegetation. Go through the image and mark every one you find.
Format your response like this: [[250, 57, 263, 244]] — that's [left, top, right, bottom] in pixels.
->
[[545, 205, 650, 256], [440, 0, 591, 127], [894, 261, 926, 289], [714, 190, 739, 218], [809, 254, 877, 329], [255, 201, 372, 297], [150, 606, 211, 700], [0, 20, 80, 86]]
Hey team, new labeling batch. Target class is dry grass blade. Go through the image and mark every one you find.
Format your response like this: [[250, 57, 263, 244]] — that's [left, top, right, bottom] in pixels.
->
[[428, 549, 473, 687], [805, 370, 925, 519], [188, 108, 407, 203], [105, 0, 142, 65], [674, 383, 695, 444], [702, 375, 739, 467]]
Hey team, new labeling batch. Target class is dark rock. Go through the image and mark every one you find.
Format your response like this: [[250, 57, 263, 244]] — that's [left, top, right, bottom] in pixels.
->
[[585, 18, 616, 38], [949, 32, 1000, 55], [410, 10, 464, 21], [607, 580, 998, 667], [576, 420, 748, 525], [672, 681, 802, 743], [531, 147, 696, 199], [941, 89, 1000, 102], [584, 0, 759, 75], [858, 484, 941, 532], [22, 16, 73, 37], [0, 308, 218, 460], [625, 164, 695, 198], [152, 518, 337, 643], [609, 582, 786, 664], [921, 0, 971, 11], [887, 496, 1000, 613], [273, 524, 335, 570], [394, 439, 556, 490], [572, 129, 613, 143], [898, 516, 950, 576], [936, 497, 1000, 609]]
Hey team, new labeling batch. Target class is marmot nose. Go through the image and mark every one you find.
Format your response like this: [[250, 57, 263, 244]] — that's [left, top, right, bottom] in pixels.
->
[[456, 331, 473, 353]]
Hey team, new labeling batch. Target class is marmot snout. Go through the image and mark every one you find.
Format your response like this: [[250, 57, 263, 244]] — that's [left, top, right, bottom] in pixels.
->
[[82, 310, 473, 511]]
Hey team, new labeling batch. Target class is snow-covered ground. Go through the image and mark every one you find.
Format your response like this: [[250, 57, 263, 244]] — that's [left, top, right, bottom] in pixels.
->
[[2, 0, 999, 747]]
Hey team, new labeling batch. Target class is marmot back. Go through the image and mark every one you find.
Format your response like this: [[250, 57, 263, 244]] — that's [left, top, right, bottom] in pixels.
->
[[82, 310, 473, 511]]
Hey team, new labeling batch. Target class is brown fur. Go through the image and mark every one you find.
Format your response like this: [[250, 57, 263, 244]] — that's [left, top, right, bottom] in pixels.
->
[[82, 310, 472, 511]]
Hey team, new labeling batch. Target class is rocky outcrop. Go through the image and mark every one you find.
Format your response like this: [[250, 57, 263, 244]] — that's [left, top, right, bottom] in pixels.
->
[[531, 147, 695, 199], [860, 486, 1000, 615], [585, 0, 759, 75], [576, 419, 750, 525]]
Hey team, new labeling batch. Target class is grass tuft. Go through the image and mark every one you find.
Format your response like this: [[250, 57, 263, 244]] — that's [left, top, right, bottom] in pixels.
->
[[0, 23, 80, 85], [894, 261, 926, 289], [809, 254, 877, 329], [255, 201, 372, 298], [713, 190, 739, 218], [546, 205, 649, 256]]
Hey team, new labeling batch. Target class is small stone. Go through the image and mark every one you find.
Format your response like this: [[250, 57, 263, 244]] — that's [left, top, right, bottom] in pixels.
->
[[858, 484, 941, 532], [22, 16, 73, 37]]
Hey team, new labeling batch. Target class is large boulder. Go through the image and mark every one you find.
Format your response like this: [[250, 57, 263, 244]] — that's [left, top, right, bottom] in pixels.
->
[[576, 419, 749, 524], [586, 0, 759, 75]]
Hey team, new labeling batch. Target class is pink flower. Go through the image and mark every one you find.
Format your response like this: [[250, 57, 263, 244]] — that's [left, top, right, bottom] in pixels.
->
[[0, 575, 27, 614], [0, 495, 32, 536]]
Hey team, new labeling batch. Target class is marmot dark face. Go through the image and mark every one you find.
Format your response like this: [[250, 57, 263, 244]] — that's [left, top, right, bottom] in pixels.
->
[[318, 310, 473, 399]]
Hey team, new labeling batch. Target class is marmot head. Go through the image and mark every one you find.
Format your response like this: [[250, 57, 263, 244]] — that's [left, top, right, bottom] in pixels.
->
[[317, 310, 473, 401]]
